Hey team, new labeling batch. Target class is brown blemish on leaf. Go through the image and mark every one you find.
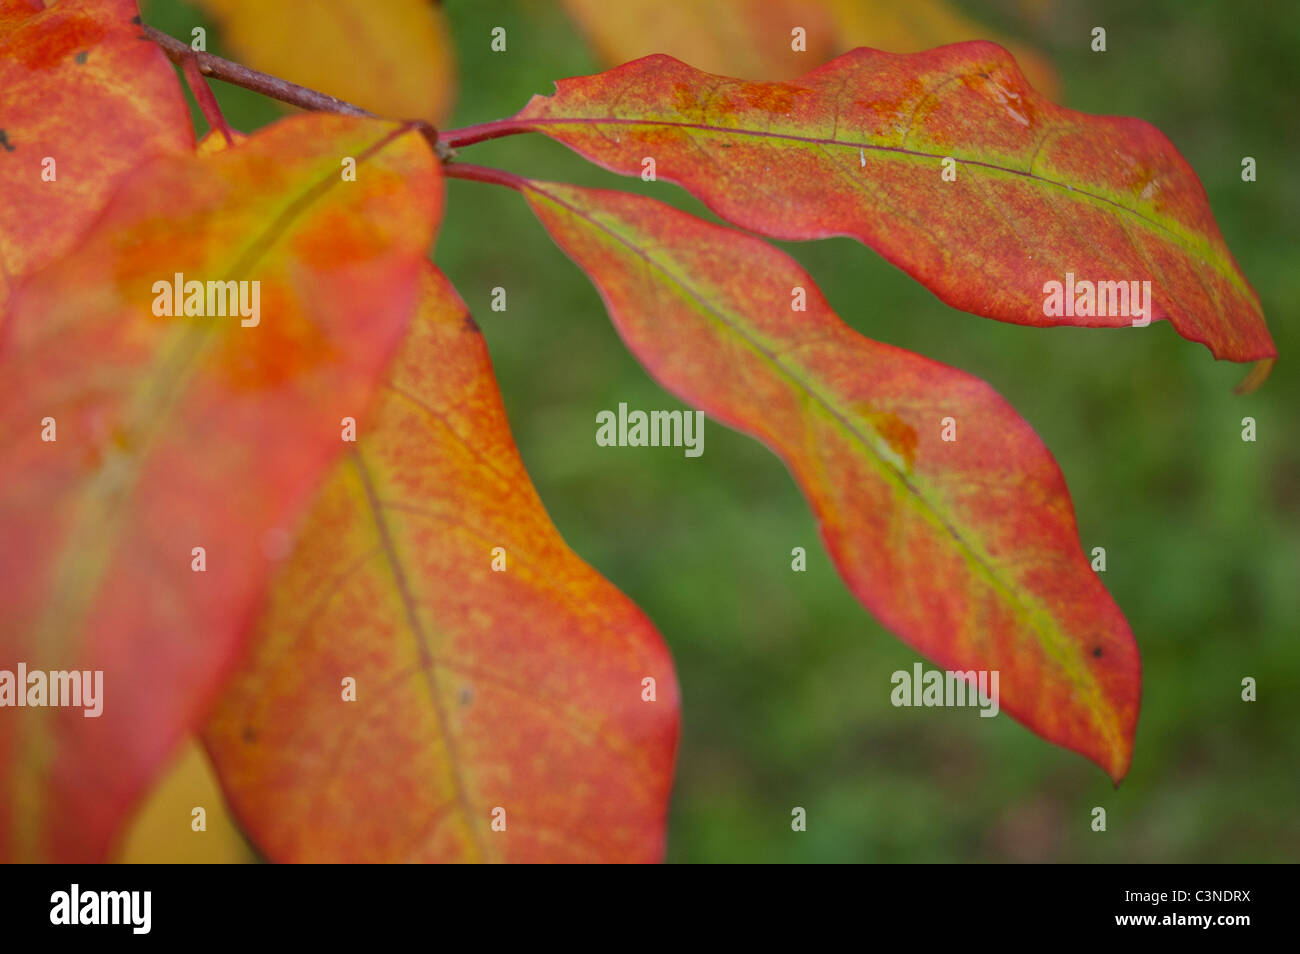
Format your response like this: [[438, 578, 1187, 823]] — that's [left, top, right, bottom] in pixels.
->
[[12, 11, 105, 70], [729, 81, 811, 118], [864, 410, 918, 473], [671, 82, 701, 119], [961, 66, 1035, 129]]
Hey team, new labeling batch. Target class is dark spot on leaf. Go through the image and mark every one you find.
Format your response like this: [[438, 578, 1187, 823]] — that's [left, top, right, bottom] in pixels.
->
[[75, 51, 88, 64], [13, 17, 105, 69], [242, 726, 257, 743], [1092, 647, 1103, 658], [0, 130, 14, 153]]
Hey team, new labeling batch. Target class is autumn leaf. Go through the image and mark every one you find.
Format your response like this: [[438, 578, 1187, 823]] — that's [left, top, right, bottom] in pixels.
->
[[204, 266, 680, 863], [0, 0, 45, 37], [467, 170, 1139, 780], [116, 740, 255, 863], [562, 0, 1058, 97], [450, 42, 1273, 364], [561, 0, 837, 82], [825, 0, 1058, 99], [194, 0, 457, 125], [0, 0, 193, 314], [0, 112, 442, 861]]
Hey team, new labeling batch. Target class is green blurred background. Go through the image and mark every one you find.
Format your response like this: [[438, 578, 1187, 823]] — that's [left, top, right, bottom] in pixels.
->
[[143, 0, 1299, 862]]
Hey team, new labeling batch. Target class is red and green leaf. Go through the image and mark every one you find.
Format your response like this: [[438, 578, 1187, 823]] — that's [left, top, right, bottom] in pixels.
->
[[474, 170, 1140, 780], [204, 266, 680, 862], [0, 113, 442, 861], [449, 42, 1273, 364], [0, 0, 193, 313]]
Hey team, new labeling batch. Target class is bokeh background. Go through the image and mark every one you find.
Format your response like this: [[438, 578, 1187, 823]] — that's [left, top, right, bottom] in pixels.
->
[[131, 0, 1299, 862]]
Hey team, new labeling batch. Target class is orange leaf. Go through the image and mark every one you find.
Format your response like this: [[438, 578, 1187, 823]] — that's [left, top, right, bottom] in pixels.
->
[[194, 0, 457, 124], [452, 43, 1273, 364], [486, 172, 1139, 780], [0, 113, 442, 861], [0, 0, 193, 313], [204, 266, 680, 862], [0, 0, 45, 38]]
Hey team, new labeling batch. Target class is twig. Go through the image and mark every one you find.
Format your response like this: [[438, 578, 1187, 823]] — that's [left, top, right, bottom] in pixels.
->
[[141, 25, 451, 161], [443, 162, 529, 191], [178, 52, 235, 146], [440, 119, 532, 149]]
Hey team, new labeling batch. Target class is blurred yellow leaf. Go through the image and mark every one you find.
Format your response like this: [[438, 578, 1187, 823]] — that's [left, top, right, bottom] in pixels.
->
[[562, 0, 1058, 97], [117, 740, 255, 863], [826, 0, 1059, 98], [196, 0, 457, 124], [561, 0, 836, 79]]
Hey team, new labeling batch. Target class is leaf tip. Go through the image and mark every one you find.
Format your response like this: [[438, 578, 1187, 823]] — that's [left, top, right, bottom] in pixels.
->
[[1103, 734, 1135, 786], [1234, 357, 1274, 395]]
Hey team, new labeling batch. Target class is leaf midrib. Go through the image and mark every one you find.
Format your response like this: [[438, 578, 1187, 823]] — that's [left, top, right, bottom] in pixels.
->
[[32, 124, 416, 647], [529, 182, 1118, 753], [349, 448, 488, 863], [522, 114, 1247, 295], [14, 123, 427, 859]]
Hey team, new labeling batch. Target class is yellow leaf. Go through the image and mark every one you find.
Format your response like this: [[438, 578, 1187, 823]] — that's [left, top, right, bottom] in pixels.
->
[[117, 740, 255, 863], [562, 0, 1058, 97], [562, 0, 836, 80], [826, 0, 1059, 99], [196, 0, 456, 124]]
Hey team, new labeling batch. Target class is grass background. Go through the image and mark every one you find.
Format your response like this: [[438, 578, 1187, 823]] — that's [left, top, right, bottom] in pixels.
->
[[135, 0, 1299, 863]]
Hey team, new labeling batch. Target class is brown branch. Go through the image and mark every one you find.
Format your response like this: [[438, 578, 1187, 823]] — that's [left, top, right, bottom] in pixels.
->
[[142, 25, 451, 161]]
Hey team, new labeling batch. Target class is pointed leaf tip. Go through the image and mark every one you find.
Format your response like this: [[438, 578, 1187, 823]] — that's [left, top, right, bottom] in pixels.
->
[[510, 42, 1274, 364], [518, 178, 1139, 779]]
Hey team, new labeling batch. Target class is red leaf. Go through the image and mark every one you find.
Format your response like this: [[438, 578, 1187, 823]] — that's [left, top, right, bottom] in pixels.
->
[[453, 43, 1274, 364], [0, 1, 46, 37], [204, 266, 680, 862], [0, 113, 442, 861], [477, 170, 1140, 780], [0, 0, 193, 313]]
